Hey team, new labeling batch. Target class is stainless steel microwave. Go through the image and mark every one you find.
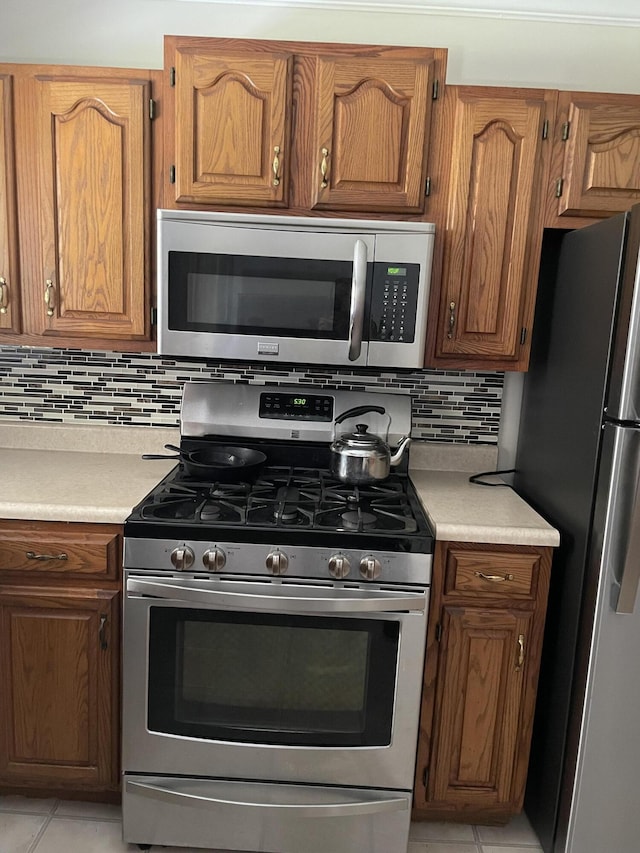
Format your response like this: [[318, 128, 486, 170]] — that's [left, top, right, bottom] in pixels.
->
[[157, 210, 435, 368]]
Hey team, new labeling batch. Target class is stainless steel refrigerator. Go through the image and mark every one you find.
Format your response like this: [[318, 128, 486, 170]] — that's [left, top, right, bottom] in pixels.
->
[[514, 204, 640, 853]]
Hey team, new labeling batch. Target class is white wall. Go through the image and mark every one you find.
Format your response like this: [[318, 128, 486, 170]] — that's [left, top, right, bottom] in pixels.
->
[[1, 0, 640, 93]]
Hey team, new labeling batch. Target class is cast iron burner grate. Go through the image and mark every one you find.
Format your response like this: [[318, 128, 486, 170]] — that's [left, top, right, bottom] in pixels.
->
[[135, 465, 419, 534]]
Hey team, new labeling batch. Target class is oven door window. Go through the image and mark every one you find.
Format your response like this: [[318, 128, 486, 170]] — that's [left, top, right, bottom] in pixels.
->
[[147, 608, 398, 747], [168, 252, 369, 340]]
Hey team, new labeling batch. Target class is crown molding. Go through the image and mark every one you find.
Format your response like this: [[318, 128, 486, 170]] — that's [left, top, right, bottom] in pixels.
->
[[172, 0, 640, 27]]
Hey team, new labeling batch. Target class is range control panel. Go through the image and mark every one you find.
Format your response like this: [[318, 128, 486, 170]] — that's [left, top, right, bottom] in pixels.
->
[[259, 392, 335, 421], [370, 262, 419, 343]]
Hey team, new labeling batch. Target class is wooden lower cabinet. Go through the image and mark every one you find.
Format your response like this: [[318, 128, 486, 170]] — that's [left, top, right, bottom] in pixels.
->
[[413, 541, 553, 824], [0, 520, 121, 797]]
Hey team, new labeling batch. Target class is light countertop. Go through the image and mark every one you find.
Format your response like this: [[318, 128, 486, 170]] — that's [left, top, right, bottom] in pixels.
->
[[409, 469, 559, 547], [0, 421, 559, 546], [0, 421, 179, 524]]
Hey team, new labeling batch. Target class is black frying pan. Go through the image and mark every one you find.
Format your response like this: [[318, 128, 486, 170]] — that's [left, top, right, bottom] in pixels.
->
[[142, 443, 267, 482]]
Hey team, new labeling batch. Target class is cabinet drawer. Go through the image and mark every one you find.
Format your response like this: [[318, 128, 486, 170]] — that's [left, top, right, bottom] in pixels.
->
[[444, 547, 540, 599], [0, 521, 121, 581]]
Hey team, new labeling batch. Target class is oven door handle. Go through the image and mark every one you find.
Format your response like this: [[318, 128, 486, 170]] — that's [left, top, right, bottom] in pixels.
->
[[126, 578, 426, 614], [126, 778, 408, 817], [348, 238, 367, 362]]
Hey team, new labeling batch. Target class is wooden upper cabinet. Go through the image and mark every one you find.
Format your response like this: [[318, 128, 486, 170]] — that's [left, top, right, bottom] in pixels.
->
[[426, 86, 555, 371], [7, 64, 156, 348], [171, 45, 293, 206], [0, 73, 20, 335], [308, 53, 435, 212], [164, 37, 446, 215], [546, 91, 640, 227]]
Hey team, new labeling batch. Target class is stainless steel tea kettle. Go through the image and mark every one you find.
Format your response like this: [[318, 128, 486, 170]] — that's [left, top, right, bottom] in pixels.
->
[[329, 405, 411, 485]]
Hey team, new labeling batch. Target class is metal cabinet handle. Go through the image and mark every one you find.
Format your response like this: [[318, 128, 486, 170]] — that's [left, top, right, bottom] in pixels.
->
[[320, 147, 329, 189], [0, 277, 8, 314], [272, 145, 281, 187], [473, 571, 515, 582], [44, 279, 55, 317], [26, 551, 68, 561], [447, 301, 456, 339], [99, 614, 108, 650], [516, 633, 525, 671]]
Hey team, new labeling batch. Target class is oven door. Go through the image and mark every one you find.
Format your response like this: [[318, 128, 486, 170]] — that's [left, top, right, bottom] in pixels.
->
[[158, 216, 375, 365], [122, 574, 429, 791]]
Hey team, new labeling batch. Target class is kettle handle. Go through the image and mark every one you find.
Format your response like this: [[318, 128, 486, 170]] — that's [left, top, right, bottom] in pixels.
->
[[334, 405, 386, 426]]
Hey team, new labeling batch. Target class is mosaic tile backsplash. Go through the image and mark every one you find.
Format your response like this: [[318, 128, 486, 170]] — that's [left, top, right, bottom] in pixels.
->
[[0, 346, 503, 444]]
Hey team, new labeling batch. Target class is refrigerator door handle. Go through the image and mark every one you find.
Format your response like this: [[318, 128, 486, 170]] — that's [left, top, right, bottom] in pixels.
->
[[616, 471, 640, 614]]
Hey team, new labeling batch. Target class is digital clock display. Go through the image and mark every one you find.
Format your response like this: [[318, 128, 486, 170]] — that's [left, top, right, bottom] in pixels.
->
[[387, 266, 407, 276], [259, 392, 333, 421]]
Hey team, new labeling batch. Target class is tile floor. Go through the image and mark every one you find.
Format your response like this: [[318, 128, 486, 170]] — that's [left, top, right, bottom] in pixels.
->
[[0, 795, 544, 853]]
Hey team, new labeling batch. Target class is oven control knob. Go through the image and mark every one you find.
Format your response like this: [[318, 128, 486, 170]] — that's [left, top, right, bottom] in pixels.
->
[[266, 549, 289, 575], [202, 547, 226, 572], [359, 555, 382, 581], [328, 554, 351, 579], [170, 546, 195, 571]]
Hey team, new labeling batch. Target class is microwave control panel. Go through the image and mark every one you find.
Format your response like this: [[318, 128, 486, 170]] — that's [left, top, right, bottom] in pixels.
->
[[370, 263, 419, 343]]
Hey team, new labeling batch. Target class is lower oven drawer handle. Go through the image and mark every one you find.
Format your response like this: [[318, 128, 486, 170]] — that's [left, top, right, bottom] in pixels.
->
[[126, 780, 408, 818], [126, 578, 425, 614]]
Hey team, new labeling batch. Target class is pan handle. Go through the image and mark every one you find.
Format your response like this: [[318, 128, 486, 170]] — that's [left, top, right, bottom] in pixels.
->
[[141, 453, 180, 460]]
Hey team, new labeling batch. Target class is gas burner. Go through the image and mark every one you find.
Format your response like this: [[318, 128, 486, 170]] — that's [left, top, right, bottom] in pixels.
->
[[315, 500, 418, 533], [141, 497, 200, 521], [200, 501, 221, 522], [247, 485, 315, 527], [275, 486, 301, 522], [251, 470, 323, 504], [341, 509, 378, 530]]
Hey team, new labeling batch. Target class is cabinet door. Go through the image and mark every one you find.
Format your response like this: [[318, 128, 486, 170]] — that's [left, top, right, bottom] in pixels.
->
[[310, 53, 436, 213], [15, 71, 151, 340], [428, 87, 554, 370], [0, 586, 119, 790], [428, 604, 532, 809], [0, 72, 20, 334], [170, 44, 293, 206], [548, 91, 640, 225]]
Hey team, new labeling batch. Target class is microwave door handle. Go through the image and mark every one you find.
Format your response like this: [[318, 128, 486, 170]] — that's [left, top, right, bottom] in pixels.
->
[[348, 239, 367, 361]]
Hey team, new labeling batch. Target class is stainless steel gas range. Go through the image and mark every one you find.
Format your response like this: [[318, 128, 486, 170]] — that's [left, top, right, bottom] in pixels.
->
[[122, 381, 433, 853]]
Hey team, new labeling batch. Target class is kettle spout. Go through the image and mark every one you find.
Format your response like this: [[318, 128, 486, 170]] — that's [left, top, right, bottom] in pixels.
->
[[390, 435, 411, 466]]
